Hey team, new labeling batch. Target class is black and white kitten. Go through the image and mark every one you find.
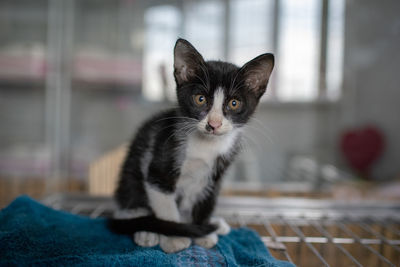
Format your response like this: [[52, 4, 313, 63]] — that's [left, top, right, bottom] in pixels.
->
[[109, 38, 274, 253]]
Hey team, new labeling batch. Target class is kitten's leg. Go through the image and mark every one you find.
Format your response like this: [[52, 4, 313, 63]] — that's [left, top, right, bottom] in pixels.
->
[[113, 208, 160, 247], [193, 217, 231, 249], [210, 217, 231, 235], [193, 217, 230, 248], [194, 233, 218, 249], [146, 184, 191, 253]]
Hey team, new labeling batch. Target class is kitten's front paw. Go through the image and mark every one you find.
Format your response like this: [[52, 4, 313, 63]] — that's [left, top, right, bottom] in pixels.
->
[[160, 235, 191, 253], [134, 231, 160, 247], [211, 217, 231, 235], [194, 233, 218, 249]]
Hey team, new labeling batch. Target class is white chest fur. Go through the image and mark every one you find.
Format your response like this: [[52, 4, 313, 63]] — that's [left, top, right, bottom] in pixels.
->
[[176, 131, 238, 222]]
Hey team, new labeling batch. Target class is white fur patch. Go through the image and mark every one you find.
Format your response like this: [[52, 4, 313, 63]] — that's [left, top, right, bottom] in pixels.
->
[[198, 89, 233, 135], [176, 130, 239, 222], [209, 89, 225, 122], [140, 134, 155, 178], [145, 183, 181, 222]]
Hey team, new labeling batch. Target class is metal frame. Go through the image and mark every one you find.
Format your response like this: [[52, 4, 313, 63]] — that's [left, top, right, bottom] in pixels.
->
[[43, 194, 400, 267], [217, 197, 400, 266], [45, 0, 75, 188]]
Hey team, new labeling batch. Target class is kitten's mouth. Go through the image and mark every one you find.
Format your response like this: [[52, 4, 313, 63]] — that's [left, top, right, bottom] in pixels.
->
[[203, 125, 226, 136], [197, 119, 233, 137], [205, 124, 215, 133], [205, 131, 225, 136]]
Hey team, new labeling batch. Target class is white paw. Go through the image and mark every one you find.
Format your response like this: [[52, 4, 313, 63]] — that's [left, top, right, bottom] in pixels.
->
[[194, 233, 218, 249], [134, 231, 160, 247], [160, 235, 191, 253], [211, 217, 231, 235]]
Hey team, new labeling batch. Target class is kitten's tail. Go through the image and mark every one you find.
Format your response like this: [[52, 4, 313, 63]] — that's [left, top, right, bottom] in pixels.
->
[[107, 216, 217, 238]]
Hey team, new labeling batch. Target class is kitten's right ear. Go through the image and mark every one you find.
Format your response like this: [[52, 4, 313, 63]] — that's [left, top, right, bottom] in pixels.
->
[[174, 38, 205, 85]]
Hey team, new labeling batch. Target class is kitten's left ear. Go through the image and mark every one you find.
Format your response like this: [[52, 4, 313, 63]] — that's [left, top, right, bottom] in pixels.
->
[[174, 38, 206, 85], [240, 53, 274, 98]]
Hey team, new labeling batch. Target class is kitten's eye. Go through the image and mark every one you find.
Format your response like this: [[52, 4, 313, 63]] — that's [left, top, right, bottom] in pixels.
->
[[228, 99, 241, 111], [193, 95, 207, 106]]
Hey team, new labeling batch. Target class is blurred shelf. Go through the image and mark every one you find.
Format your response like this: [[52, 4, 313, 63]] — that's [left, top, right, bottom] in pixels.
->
[[0, 47, 142, 87], [72, 52, 142, 86], [0, 52, 46, 83], [0, 146, 51, 177]]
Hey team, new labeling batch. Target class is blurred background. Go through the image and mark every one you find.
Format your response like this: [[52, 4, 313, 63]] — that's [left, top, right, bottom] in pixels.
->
[[1, 0, 400, 206]]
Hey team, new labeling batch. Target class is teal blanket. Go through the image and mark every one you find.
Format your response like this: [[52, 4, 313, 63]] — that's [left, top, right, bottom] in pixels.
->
[[0, 196, 294, 267]]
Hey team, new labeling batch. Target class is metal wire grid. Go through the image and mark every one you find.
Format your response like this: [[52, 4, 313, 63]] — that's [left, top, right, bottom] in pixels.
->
[[43, 194, 400, 267]]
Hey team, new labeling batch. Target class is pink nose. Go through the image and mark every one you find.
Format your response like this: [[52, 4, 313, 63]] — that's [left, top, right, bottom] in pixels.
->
[[207, 120, 222, 130]]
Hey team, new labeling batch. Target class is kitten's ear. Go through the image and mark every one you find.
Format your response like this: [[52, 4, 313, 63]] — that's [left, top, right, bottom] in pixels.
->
[[240, 53, 274, 98], [174, 38, 205, 85]]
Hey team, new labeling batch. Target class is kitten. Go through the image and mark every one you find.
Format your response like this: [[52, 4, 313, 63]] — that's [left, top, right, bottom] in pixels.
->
[[109, 38, 274, 253]]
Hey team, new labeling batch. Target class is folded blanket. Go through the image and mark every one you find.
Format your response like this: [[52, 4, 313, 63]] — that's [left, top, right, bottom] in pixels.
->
[[0, 196, 294, 267]]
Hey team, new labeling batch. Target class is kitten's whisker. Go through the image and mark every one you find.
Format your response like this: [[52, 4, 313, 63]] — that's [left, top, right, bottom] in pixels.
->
[[157, 124, 179, 134], [236, 136, 255, 154], [156, 122, 195, 136], [163, 123, 196, 145], [234, 122, 274, 145], [228, 70, 239, 94], [229, 66, 247, 94], [199, 63, 211, 90], [249, 118, 275, 140], [230, 80, 247, 96], [154, 116, 198, 123], [240, 135, 264, 154], [179, 124, 198, 139], [193, 73, 209, 92], [235, 136, 250, 153], [170, 127, 194, 144], [163, 130, 180, 146], [166, 105, 181, 109], [180, 82, 208, 93], [242, 124, 274, 145], [182, 126, 197, 137]]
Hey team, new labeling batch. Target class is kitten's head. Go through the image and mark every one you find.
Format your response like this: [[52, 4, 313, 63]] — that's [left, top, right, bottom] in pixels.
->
[[174, 38, 274, 137]]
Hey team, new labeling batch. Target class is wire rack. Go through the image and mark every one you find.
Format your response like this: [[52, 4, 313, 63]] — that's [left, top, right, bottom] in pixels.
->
[[43, 194, 400, 267]]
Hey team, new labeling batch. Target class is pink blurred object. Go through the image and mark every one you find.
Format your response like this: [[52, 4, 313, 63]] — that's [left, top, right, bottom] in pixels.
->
[[73, 54, 142, 85], [0, 53, 46, 81], [340, 126, 384, 179]]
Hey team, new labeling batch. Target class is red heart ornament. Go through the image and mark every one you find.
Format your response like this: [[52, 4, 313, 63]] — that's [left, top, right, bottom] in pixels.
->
[[340, 126, 384, 178]]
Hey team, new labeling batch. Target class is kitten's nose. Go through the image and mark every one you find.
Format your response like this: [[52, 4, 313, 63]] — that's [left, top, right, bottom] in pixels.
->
[[207, 120, 222, 131]]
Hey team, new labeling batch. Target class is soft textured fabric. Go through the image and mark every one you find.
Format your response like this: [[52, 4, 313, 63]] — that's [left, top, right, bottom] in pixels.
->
[[0, 196, 294, 267]]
